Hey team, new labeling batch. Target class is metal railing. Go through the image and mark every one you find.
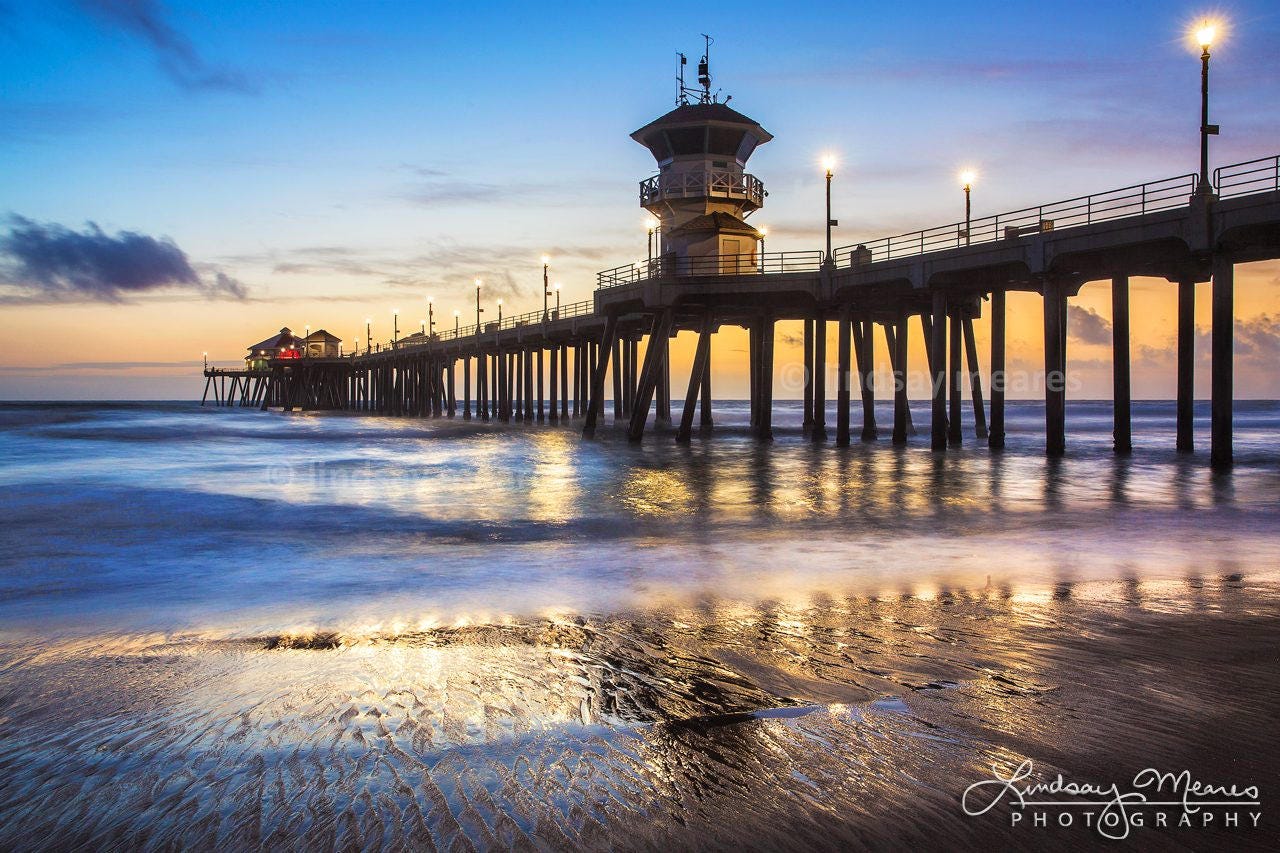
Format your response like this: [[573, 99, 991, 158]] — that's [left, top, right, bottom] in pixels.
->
[[834, 172, 1200, 266], [1215, 155, 1280, 199], [355, 299, 599, 355], [640, 171, 765, 208], [597, 250, 825, 287]]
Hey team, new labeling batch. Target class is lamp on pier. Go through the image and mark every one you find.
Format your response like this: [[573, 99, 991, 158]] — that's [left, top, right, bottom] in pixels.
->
[[758, 226, 767, 272], [454, 309, 460, 334], [497, 298, 503, 324], [541, 256, 551, 322], [554, 282, 561, 317], [1191, 18, 1223, 195], [203, 351, 208, 369], [475, 279, 484, 331], [822, 155, 838, 264], [304, 325, 310, 357], [959, 170, 977, 246], [392, 309, 399, 345], [366, 318, 372, 353], [428, 296, 435, 336]]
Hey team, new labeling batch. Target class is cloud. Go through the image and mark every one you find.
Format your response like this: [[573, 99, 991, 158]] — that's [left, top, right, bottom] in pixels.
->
[[1067, 304, 1111, 345], [0, 215, 249, 303], [76, 0, 257, 93]]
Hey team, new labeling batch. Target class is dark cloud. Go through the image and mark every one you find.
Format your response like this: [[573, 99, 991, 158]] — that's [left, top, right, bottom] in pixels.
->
[[76, 0, 257, 93], [0, 215, 249, 303], [1067, 304, 1112, 345]]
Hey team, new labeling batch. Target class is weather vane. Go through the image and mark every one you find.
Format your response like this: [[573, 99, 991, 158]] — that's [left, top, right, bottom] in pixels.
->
[[676, 34, 722, 106]]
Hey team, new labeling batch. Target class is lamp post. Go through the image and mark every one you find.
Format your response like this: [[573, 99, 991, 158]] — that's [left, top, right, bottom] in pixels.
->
[[453, 309, 460, 335], [428, 297, 435, 337], [304, 325, 310, 358], [541, 255, 551, 322], [392, 309, 399, 346], [420, 319, 426, 335], [497, 298, 503, 324], [202, 351, 208, 370], [822, 156, 836, 264], [366, 318, 372, 353], [475, 279, 483, 332], [554, 282, 561, 318], [960, 170, 976, 245], [758, 226, 767, 272], [1197, 22, 1218, 195]]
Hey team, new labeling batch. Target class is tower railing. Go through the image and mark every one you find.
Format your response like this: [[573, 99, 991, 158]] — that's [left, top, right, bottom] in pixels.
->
[[640, 171, 766, 207], [597, 250, 825, 287]]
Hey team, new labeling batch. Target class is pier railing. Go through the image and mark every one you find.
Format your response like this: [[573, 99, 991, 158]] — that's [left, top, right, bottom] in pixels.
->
[[597, 250, 826, 287], [1215, 155, 1280, 199], [355, 299, 599, 355], [833, 172, 1200, 266]]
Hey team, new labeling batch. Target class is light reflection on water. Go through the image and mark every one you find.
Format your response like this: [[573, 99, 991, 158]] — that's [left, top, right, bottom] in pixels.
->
[[0, 401, 1277, 849]]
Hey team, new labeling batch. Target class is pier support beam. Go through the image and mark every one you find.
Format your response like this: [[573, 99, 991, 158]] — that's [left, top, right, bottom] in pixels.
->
[[560, 344, 569, 419], [930, 292, 948, 451], [628, 309, 674, 442], [803, 319, 814, 430], [1044, 280, 1067, 457], [700, 334, 713, 428], [962, 317, 988, 441], [656, 333, 671, 423], [583, 316, 618, 437], [989, 290, 1006, 449], [678, 314, 713, 443], [948, 313, 963, 447], [836, 304, 852, 446], [1177, 279, 1195, 452], [1211, 256, 1233, 468], [536, 349, 544, 421], [812, 313, 827, 441], [853, 318, 876, 441], [891, 313, 909, 444], [1112, 274, 1132, 454], [757, 314, 775, 441], [548, 346, 557, 421], [612, 339, 623, 421]]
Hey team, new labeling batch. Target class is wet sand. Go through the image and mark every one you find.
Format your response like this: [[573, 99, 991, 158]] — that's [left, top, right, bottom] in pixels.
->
[[1, 574, 1275, 851]]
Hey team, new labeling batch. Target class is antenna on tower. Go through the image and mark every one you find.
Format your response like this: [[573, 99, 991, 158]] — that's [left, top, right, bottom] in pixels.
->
[[676, 52, 688, 106], [697, 34, 713, 104]]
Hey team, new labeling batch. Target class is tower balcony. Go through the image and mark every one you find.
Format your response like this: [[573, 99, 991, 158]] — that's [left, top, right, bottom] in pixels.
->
[[640, 171, 766, 210]]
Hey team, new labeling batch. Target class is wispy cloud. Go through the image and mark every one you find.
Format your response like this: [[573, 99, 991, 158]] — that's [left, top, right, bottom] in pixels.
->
[[0, 215, 249, 303], [76, 0, 258, 93]]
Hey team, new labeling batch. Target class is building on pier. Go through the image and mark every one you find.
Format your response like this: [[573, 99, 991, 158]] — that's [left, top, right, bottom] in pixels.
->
[[632, 101, 771, 275], [245, 327, 303, 370]]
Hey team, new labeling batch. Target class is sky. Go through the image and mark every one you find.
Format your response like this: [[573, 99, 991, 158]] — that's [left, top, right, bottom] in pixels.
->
[[0, 0, 1277, 400]]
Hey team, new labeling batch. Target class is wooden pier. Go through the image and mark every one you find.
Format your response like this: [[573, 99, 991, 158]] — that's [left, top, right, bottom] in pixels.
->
[[205, 154, 1280, 468]]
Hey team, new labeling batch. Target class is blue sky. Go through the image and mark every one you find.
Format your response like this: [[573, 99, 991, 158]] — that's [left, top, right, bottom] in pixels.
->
[[0, 0, 1277, 398]]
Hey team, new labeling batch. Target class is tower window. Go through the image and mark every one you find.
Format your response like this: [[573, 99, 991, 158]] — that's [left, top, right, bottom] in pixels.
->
[[711, 160, 728, 168]]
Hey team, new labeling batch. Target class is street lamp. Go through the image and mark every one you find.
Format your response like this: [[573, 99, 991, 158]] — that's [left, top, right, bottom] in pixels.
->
[[758, 226, 767, 272], [428, 296, 435, 336], [541, 255, 551, 322], [304, 325, 310, 357], [497, 298, 503, 324], [392, 309, 399, 345], [475, 279, 484, 331], [822, 155, 837, 264], [959, 170, 976, 245], [365, 317, 372, 353], [453, 309, 460, 334], [554, 282, 561, 318], [202, 351, 208, 369], [1195, 20, 1221, 194]]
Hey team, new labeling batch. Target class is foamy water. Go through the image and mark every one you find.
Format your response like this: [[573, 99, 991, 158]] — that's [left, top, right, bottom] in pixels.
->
[[0, 401, 1277, 849]]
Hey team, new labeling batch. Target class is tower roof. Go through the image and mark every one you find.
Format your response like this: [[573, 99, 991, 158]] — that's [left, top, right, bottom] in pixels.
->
[[632, 102, 773, 163]]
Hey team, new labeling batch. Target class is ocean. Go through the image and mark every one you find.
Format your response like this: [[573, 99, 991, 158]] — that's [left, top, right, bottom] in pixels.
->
[[0, 400, 1277, 849]]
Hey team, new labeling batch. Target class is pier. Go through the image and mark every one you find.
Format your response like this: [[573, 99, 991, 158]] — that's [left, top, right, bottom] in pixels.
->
[[203, 72, 1280, 469], [206, 152, 1280, 469]]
